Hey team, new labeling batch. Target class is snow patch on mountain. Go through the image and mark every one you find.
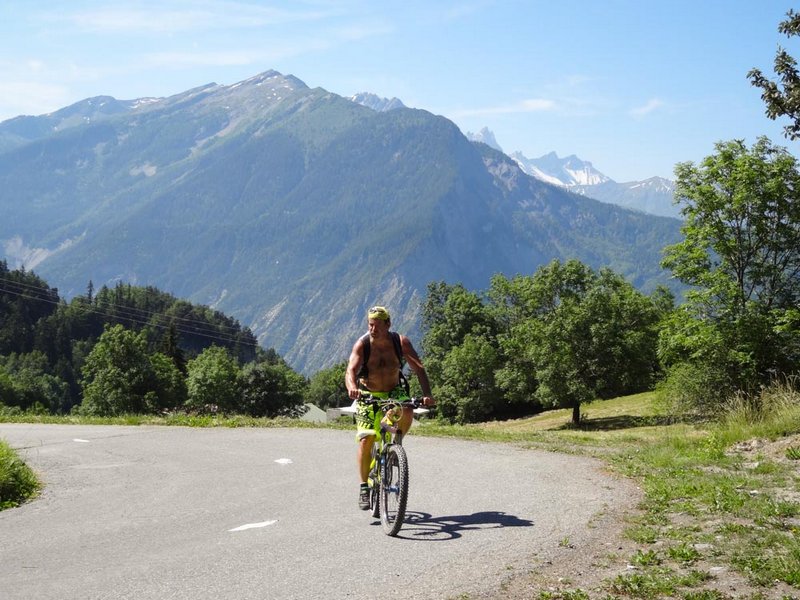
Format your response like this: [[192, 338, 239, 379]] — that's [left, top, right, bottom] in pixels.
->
[[510, 150, 610, 187], [627, 176, 674, 193], [350, 92, 405, 112]]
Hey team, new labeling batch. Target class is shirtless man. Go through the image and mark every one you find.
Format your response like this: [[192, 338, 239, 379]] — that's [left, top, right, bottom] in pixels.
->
[[345, 306, 434, 509]]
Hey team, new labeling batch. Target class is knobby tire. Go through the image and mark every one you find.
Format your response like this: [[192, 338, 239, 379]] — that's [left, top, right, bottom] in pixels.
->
[[380, 443, 409, 536]]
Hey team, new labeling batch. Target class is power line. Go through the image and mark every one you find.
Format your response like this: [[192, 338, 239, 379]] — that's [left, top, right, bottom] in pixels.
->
[[0, 274, 248, 334], [0, 276, 259, 349]]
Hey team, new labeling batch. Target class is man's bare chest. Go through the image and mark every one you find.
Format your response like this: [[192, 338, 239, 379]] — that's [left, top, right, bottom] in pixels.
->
[[367, 342, 401, 374]]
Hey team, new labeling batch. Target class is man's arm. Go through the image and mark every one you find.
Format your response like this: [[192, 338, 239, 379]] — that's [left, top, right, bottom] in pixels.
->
[[345, 338, 365, 400], [400, 336, 434, 404]]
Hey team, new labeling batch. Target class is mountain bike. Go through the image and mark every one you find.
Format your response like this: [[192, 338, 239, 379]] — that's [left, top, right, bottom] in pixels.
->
[[361, 394, 429, 536]]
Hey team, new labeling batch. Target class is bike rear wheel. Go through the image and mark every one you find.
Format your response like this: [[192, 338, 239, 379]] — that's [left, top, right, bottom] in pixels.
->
[[380, 444, 409, 536]]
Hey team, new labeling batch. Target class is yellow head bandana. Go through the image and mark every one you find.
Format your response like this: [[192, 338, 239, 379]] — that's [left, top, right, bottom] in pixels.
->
[[367, 306, 390, 321]]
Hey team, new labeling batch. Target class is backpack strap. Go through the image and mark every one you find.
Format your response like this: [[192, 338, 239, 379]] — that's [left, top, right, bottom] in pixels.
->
[[390, 332, 411, 395], [390, 331, 405, 366], [357, 333, 371, 380]]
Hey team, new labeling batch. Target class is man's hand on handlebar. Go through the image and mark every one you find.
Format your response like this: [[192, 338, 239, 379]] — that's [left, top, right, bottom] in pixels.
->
[[352, 391, 435, 408]]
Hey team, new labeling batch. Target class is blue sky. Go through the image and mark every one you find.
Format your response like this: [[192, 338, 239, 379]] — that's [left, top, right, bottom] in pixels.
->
[[1, 0, 798, 182]]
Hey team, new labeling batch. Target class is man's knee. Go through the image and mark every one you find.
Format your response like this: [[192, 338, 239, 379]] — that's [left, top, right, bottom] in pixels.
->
[[358, 435, 375, 449]]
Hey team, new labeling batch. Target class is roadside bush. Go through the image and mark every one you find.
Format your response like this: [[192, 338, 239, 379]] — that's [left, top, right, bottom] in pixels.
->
[[186, 345, 240, 413], [0, 439, 39, 509], [305, 362, 347, 409], [239, 361, 306, 418], [721, 377, 800, 431], [656, 361, 735, 420]]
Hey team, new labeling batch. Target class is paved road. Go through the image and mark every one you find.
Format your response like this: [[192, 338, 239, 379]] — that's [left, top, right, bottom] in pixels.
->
[[1, 424, 635, 599]]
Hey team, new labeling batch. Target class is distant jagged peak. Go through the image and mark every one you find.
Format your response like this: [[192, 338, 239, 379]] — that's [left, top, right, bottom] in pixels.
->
[[623, 175, 675, 192], [511, 149, 611, 187], [225, 69, 309, 92], [349, 92, 405, 112], [155, 70, 312, 119], [46, 95, 137, 118], [466, 126, 503, 152]]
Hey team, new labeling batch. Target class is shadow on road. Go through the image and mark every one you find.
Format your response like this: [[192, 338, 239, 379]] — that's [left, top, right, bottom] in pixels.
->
[[374, 510, 534, 541]]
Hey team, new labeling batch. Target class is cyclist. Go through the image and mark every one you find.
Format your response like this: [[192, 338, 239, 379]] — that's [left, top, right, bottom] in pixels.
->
[[345, 306, 434, 510]]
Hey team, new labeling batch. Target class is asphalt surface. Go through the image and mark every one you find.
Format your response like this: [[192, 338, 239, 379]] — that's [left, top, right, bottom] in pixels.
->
[[0, 424, 635, 599]]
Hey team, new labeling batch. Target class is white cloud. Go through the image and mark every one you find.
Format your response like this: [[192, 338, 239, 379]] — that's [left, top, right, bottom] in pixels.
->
[[144, 50, 260, 68], [0, 81, 72, 120], [451, 98, 556, 118], [26, 59, 46, 72], [630, 98, 665, 119], [42, 1, 333, 34]]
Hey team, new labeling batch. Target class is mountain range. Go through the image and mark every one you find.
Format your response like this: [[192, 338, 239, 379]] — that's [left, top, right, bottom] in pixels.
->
[[0, 70, 682, 374], [465, 127, 680, 218]]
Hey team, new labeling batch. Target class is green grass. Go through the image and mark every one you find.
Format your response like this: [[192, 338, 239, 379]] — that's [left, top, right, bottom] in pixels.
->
[[3, 385, 800, 598], [0, 438, 40, 509]]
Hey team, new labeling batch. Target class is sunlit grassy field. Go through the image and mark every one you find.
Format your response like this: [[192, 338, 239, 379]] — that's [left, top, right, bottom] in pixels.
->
[[415, 392, 707, 454]]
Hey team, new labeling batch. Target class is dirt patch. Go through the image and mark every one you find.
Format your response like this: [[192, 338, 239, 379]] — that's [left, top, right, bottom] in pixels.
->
[[482, 498, 643, 598], [482, 502, 797, 600], [478, 438, 800, 599], [730, 433, 800, 465]]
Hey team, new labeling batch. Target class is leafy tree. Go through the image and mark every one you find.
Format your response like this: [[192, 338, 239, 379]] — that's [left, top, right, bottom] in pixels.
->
[[421, 281, 498, 386], [422, 282, 497, 359], [80, 325, 158, 415], [489, 271, 571, 415], [185, 345, 240, 412], [149, 352, 187, 410], [0, 264, 292, 415], [501, 260, 662, 425], [421, 263, 662, 424], [159, 324, 187, 374], [748, 9, 800, 139], [661, 137, 800, 408], [239, 361, 306, 418], [421, 281, 506, 423], [0, 368, 14, 410], [579, 270, 664, 397], [0, 352, 69, 414], [0, 261, 60, 356], [305, 361, 348, 409], [93, 284, 258, 363], [435, 334, 501, 423]]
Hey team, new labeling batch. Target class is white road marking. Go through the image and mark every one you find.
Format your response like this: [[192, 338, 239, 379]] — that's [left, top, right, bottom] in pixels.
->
[[274, 458, 292, 465], [73, 439, 90, 443], [229, 520, 278, 532]]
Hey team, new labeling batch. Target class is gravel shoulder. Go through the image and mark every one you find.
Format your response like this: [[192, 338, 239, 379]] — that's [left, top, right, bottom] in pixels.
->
[[491, 434, 800, 599], [482, 464, 644, 599]]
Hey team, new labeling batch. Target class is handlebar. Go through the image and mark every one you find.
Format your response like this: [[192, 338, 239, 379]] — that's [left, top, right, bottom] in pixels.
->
[[358, 393, 433, 415]]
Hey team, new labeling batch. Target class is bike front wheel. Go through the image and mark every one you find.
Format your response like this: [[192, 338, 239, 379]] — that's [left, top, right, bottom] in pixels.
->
[[380, 444, 409, 536]]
